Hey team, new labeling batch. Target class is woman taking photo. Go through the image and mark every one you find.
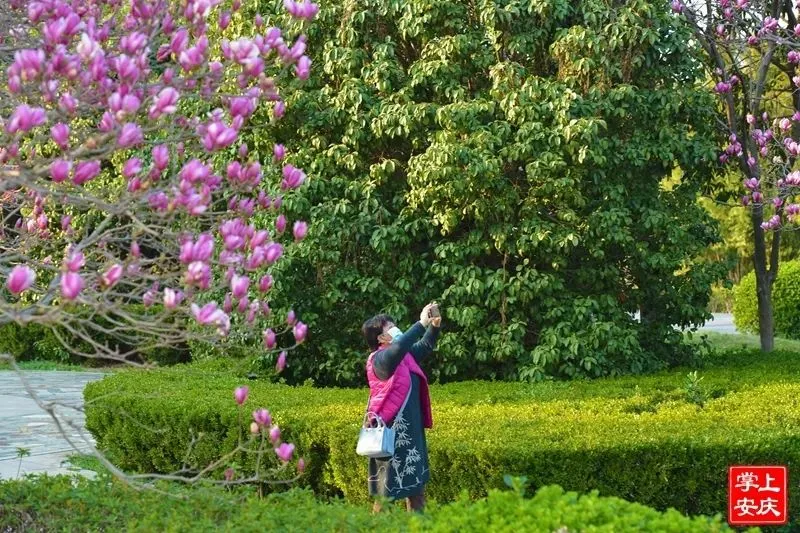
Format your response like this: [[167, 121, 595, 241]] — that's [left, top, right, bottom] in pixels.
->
[[360, 302, 441, 513]]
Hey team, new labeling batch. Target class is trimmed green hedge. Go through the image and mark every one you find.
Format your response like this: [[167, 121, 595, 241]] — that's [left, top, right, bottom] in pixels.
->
[[0, 475, 750, 532], [84, 349, 800, 520], [733, 260, 800, 339]]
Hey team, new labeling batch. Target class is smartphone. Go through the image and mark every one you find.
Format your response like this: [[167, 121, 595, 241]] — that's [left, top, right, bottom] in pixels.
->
[[428, 303, 440, 318]]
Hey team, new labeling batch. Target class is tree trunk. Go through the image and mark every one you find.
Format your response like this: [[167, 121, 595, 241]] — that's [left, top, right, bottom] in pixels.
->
[[755, 271, 775, 352], [751, 208, 776, 352]]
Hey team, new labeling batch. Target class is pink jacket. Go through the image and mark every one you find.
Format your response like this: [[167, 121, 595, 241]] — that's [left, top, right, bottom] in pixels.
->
[[366, 350, 432, 429]]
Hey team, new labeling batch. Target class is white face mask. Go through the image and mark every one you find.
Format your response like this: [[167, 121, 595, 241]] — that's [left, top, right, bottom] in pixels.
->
[[385, 326, 403, 343]]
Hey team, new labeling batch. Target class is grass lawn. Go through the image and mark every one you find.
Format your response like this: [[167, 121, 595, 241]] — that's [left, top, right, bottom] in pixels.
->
[[694, 331, 800, 352]]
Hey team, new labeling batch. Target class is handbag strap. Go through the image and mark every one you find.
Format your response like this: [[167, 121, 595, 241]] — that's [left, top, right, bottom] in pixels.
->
[[363, 385, 413, 428]]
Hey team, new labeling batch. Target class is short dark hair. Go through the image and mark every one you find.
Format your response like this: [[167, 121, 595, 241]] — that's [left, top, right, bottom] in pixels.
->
[[362, 314, 394, 351]]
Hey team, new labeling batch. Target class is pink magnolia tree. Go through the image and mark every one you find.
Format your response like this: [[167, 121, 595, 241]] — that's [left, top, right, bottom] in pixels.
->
[[672, 0, 800, 351], [0, 0, 317, 487]]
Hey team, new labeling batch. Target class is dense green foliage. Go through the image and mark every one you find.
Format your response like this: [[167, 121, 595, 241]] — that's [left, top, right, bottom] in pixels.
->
[[0, 476, 745, 532], [84, 347, 800, 518], [223, 0, 728, 385], [733, 260, 800, 339], [0, 322, 75, 364], [0, 304, 191, 366]]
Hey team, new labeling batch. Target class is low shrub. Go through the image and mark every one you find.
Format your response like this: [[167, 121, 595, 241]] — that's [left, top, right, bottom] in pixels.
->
[[0, 475, 749, 532], [84, 349, 800, 520], [733, 260, 800, 338]]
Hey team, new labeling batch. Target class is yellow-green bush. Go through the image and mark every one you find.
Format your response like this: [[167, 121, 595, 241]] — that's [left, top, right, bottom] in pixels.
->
[[84, 349, 800, 520], [733, 260, 800, 338], [0, 476, 751, 532]]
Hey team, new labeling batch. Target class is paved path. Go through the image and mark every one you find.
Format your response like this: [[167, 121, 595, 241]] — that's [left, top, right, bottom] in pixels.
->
[[0, 370, 105, 480]]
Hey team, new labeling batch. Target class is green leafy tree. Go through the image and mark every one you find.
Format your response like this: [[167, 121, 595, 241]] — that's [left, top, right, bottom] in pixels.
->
[[236, 0, 725, 385]]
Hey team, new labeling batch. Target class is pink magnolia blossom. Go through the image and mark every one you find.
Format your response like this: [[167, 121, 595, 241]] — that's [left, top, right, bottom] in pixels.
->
[[253, 408, 271, 426], [275, 214, 287, 234], [270, 424, 282, 444], [219, 10, 232, 30], [61, 272, 84, 301], [259, 275, 273, 292], [247, 301, 259, 324], [276, 350, 287, 372], [185, 261, 212, 289], [163, 288, 184, 309], [223, 293, 234, 313], [761, 215, 781, 230], [264, 243, 283, 264], [250, 421, 260, 434], [229, 96, 256, 118], [109, 93, 142, 118], [250, 230, 269, 249], [153, 145, 170, 170], [118, 123, 144, 148], [281, 165, 306, 190], [12, 49, 45, 79], [51, 123, 69, 150], [274, 100, 286, 119], [149, 87, 180, 119], [101, 264, 123, 288], [50, 160, 71, 182], [273, 144, 286, 161], [263, 328, 276, 349], [143, 289, 158, 307], [237, 295, 249, 313], [6, 105, 47, 134], [275, 442, 294, 462], [283, 0, 319, 20], [64, 251, 85, 272], [293, 221, 308, 241], [120, 31, 147, 55], [762, 16, 779, 33], [72, 160, 101, 185], [293, 322, 308, 344], [123, 157, 143, 179], [234, 385, 249, 405], [180, 233, 214, 263], [191, 302, 230, 334], [201, 118, 238, 151], [231, 274, 250, 299], [7, 265, 35, 294], [295, 55, 311, 80]]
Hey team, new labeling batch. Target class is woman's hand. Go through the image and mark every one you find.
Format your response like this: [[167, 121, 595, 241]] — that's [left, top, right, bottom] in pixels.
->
[[420, 303, 434, 326]]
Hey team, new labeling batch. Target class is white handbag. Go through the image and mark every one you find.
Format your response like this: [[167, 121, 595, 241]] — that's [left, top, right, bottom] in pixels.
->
[[356, 388, 412, 459]]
